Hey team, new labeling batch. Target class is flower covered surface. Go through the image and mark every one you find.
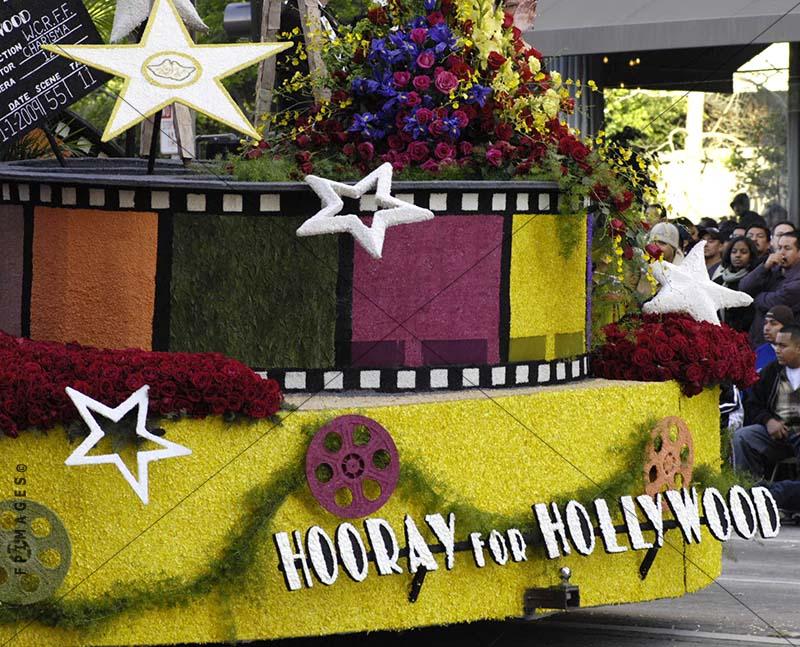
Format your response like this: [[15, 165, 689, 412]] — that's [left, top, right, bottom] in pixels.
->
[[592, 314, 759, 397], [0, 331, 282, 438]]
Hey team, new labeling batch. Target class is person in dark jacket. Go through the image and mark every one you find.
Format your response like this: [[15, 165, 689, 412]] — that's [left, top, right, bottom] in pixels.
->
[[714, 235, 757, 333], [740, 231, 800, 347], [733, 325, 800, 478]]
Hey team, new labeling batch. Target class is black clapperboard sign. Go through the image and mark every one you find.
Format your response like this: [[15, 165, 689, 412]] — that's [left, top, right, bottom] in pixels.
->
[[0, 0, 110, 145]]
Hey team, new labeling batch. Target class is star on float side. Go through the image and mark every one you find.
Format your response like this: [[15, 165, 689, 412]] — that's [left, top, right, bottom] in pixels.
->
[[43, 0, 290, 142], [64, 385, 191, 505], [642, 241, 753, 325], [297, 162, 434, 259]]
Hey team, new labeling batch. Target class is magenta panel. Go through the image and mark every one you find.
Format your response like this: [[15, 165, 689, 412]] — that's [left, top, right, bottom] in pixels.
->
[[351, 215, 504, 367], [0, 205, 24, 336]]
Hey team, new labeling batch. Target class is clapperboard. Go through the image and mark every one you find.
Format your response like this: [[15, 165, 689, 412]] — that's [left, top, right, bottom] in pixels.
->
[[0, 0, 109, 145]]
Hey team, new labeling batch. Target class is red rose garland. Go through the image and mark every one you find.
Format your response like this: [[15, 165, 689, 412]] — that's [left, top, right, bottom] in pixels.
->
[[592, 314, 758, 396], [0, 332, 282, 438]]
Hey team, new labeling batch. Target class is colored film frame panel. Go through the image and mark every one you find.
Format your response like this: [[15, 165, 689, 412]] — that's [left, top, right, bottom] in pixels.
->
[[29, 207, 158, 350], [350, 215, 504, 368], [0, 205, 25, 336], [508, 213, 587, 362], [168, 213, 339, 369]]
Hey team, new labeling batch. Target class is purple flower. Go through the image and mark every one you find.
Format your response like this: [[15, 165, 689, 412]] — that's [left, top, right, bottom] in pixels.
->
[[424, 0, 437, 12], [465, 84, 491, 107]]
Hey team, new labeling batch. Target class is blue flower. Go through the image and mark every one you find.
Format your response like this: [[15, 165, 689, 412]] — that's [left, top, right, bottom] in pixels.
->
[[465, 84, 492, 107], [352, 77, 381, 95], [424, 0, 437, 12], [349, 112, 386, 140], [403, 115, 428, 140]]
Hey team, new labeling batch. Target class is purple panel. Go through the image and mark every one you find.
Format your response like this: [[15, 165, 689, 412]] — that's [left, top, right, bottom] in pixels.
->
[[421, 339, 487, 365], [0, 206, 24, 336], [351, 340, 405, 367], [352, 215, 504, 367]]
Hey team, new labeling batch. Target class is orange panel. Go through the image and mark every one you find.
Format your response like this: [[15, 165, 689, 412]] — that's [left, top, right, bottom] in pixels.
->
[[31, 207, 158, 350]]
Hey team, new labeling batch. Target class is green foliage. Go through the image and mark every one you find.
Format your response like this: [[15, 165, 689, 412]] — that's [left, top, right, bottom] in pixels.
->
[[604, 89, 687, 151], [169, 213, 338, 368]]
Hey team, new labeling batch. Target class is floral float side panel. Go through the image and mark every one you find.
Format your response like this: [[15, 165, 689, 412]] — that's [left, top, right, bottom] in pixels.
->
[[509, 214, 587, 361], [169, 213, 339, 368], [30, 207, 158, 350], [351, 215, 504, 367], [0, 205, 24, 336]]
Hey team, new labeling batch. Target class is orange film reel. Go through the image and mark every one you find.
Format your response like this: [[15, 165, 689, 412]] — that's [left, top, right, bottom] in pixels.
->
[[643, 416, 694, 499]]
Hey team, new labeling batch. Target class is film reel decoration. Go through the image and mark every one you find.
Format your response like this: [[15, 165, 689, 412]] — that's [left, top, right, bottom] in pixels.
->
[[644, 416, 694, 501], [0, 499, 71, 605], [306, 415, 400, 518]]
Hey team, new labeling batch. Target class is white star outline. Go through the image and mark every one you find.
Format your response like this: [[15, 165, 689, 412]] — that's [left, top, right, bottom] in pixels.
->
[[642, 241, 753, 325], [43, 0, 290, 141], [297, 162, 434, 259], [64, 385, 191, 505]]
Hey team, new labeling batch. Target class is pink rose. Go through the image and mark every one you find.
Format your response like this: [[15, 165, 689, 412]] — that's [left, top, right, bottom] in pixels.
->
[[458, 141, 473, 156], [416, 51, 435, 69], [414, 107, 433, 124], [452, 109, 469, 128], [420, 159, 439, 172], [405, 91, 421, 107], [410, 28, 428, 45], [357, 142, 374, 160], [413, 75, 431, 91], [407, 141, 430, 161], [434, 70, 458, 94], [486, 146, 503, 167], [428, 119, 447, 137], [434, 142, 455, 160], [393, 71, 411, 87]]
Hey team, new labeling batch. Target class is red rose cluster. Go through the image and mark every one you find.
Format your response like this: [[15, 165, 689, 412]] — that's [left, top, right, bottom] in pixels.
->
[[592, 314, 758, 397], [0, 332, 283, 438]]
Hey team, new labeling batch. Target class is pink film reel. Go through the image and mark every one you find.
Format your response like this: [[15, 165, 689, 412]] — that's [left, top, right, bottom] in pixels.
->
[[306, 415, 400, 518]]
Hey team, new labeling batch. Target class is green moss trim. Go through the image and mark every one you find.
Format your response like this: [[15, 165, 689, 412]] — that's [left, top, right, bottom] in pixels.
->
[[169, 214, 339, 368]]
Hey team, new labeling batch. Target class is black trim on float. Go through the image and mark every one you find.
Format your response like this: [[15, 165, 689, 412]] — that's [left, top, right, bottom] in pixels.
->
[[20, 204, 34, 338], [151, 211, 174, 351]]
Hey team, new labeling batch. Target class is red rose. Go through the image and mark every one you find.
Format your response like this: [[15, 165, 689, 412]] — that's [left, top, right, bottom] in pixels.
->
[[486, 146, 503, 167], [434, 142, 455, 160], [393, 71, 412, 87], [632, 347, 653, 368], [645, 243, 663, 259], [434, 70, 458, 94], [426, 11, 445, 24], [413, 75, 432, 91], [495, 122, 514, 141], [502, 11, 514, 28], [487, 51, 506, 70], [609, 218, 626, 235], [410, 28, 428, 45]]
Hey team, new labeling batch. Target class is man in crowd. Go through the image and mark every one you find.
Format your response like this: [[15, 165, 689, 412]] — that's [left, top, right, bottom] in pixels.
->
[[756, 305, 794, 371], [699, 227, 724, 279], [733, 324, 800, 480], [646, 222, 683, 264], [740, 231, 800, 346], [746, 224, 771, 261], [771, 220, 796, 252], [731, 192, 764, 230]]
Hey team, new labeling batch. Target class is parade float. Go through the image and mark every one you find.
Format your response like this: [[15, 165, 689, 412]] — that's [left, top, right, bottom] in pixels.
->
[[0, 0, 779, 645]]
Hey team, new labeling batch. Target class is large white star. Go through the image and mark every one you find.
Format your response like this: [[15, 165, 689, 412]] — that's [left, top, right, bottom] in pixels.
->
[[297, 162, 434, 259], [44, 0, 290, 142], [110, 0, 208, 43], [64, 385, 191, 505], [642, 241, 753, 324]]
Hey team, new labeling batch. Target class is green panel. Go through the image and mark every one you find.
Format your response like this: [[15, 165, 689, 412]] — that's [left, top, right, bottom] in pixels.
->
[[554, 331, 585, 358], [170, 214, 338, 368], [508, 335, 547, 362]]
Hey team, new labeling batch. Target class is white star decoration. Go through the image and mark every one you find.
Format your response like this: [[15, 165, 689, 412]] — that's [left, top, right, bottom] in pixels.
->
[[44, 0, 290, 141], [642, 241, 753, 325], [64, 385, 191, 505], [297, 163, 434, 259], [110, 0, 208, 43]]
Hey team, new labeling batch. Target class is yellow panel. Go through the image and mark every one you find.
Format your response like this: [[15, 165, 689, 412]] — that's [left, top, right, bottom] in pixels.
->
[[0, 382, 721, 646], [509, 214, 587, 360]]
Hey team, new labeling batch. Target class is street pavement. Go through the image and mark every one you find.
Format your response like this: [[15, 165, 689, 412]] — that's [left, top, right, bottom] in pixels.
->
[[255, 524, 800, 647]]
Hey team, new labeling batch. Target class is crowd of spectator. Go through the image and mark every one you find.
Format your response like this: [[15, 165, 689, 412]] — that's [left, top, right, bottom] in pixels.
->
[[645, 192, 800, 519]]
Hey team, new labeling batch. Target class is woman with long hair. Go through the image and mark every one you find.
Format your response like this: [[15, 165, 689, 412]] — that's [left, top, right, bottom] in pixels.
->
[[715, 235, 758, 332]]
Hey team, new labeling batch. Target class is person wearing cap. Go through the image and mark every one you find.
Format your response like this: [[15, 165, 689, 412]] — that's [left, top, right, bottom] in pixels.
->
[[740, 231, 800, 347], [755, 305, 795, 372], [647, 222, 684, 265], [733, 324, 800, 481], [699, 226, 724, 279]]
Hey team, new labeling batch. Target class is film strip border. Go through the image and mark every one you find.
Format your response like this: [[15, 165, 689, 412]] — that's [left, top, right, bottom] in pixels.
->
[[259, 355, 590, 393], [0, 181, 563, 216]]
